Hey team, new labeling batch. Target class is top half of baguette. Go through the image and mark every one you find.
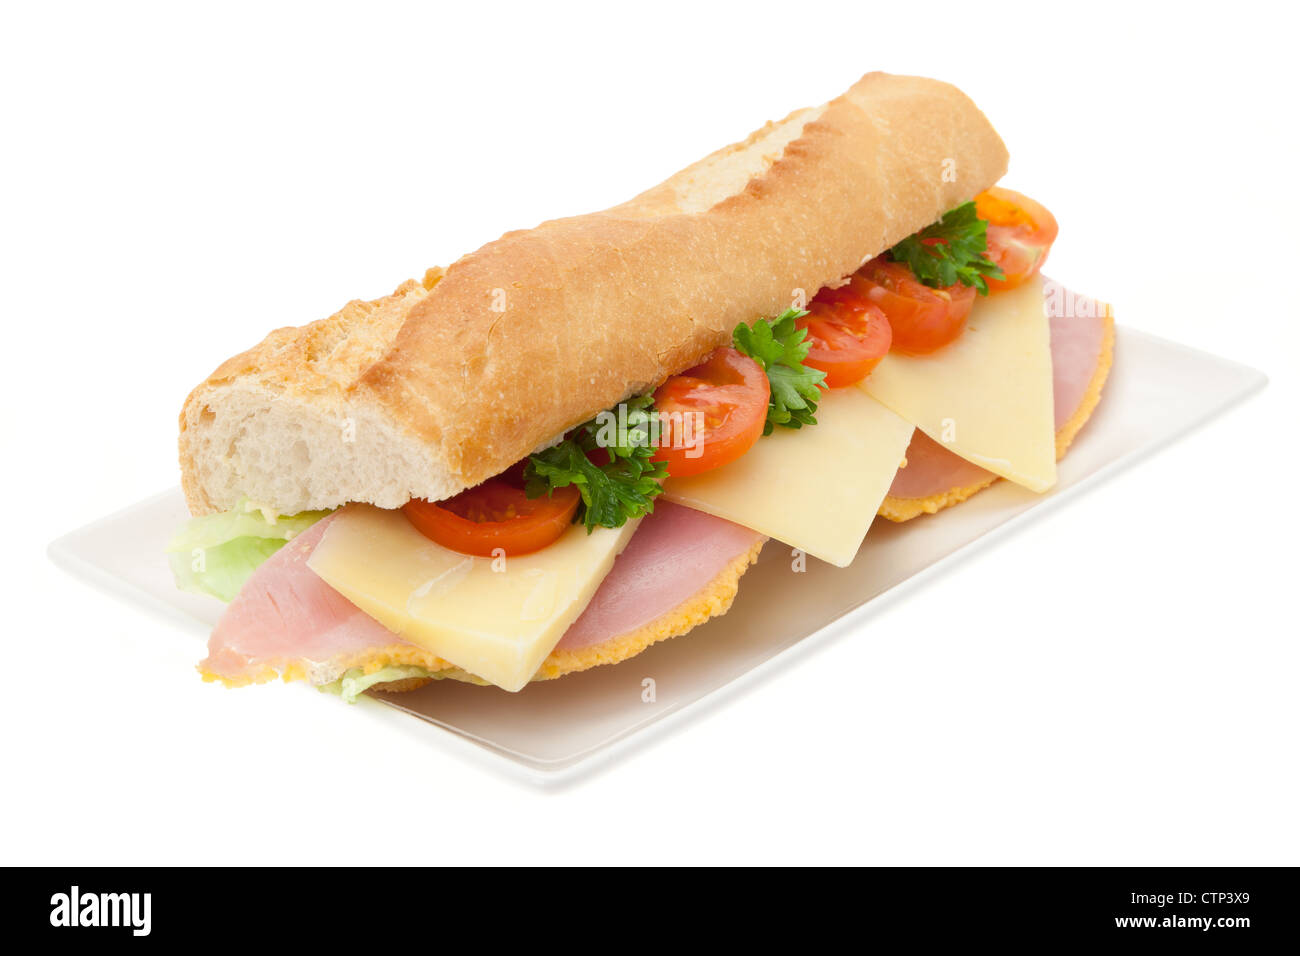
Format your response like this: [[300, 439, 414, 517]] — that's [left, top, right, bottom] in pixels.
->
[[179, 71, 1008, 516]]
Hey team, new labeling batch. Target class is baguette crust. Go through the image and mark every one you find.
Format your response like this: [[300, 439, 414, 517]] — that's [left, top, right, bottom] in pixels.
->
[[180, 72, 1008, 515]]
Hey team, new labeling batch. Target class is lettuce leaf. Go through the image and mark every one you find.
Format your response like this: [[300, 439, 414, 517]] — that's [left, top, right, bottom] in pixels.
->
[[317, 666, 435, 704], [165, 500, 330, 602]]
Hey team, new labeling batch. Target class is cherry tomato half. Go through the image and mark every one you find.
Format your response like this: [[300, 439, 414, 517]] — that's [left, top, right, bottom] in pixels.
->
[[798, 282, 892, 387], [855, 258, 976, 355], [652, 347, 768, 478], [403, 476, 580, 557], [974, 187, 1059, 292]]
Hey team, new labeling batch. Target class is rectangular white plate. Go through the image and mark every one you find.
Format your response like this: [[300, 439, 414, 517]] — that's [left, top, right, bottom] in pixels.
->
[[49, 328, 1265, 778]]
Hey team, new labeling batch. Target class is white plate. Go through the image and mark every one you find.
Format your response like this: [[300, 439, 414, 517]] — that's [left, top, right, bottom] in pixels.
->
[[49, 328, 1266, 779]]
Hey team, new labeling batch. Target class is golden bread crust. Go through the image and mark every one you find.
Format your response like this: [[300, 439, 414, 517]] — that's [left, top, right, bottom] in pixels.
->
[[361, 73, 1006, 488], [180, 73, 1007, 515]]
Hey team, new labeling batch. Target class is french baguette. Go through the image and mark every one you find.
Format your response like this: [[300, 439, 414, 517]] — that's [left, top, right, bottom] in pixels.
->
[[179, 72, 1007, 515]]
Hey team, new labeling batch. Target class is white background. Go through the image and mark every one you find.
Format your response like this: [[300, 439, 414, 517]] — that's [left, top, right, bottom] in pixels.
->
[[3, 1, 1297, 865]]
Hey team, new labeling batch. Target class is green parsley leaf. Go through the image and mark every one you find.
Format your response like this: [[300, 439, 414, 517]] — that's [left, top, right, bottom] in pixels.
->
[[733, 308, 827, 434], [889, 201, 1005, 295], [523, 395, 668, 532]]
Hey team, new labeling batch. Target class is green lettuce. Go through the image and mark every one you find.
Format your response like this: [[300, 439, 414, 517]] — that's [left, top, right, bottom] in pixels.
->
[[317, 666, 436, 704], [166, 499, 330, 602]]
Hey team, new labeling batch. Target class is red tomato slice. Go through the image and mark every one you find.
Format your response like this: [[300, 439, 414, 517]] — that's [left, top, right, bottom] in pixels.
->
[[975, 187, 1059, 292], [854, 258, 976, 355], [403, 476, 580, 557], [798, 283, 892, 387], [652, 347, 768, 478]]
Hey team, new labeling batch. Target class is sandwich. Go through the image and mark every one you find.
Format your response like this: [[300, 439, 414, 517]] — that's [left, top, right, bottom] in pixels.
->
[[169, 72, 1114, 700]]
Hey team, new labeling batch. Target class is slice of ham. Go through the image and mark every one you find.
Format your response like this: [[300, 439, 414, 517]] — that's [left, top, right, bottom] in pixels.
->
[[199, 515, 411, 684], [556, 501, 764, 652], [886, 430, 993, 500], [1046, 283, 1111, 431], [885, 279, 1110, 501], [201, 501, 764, 685]]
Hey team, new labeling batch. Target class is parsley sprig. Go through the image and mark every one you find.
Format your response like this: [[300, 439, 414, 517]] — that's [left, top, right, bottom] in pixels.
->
[[524, 394, 667, 532], [524, 308, 830, 528], [733, 308, 827, 434], [889, 201, 1004, 295]]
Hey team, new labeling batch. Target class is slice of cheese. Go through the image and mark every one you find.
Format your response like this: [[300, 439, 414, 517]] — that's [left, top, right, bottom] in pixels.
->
[[661, 386, 913, 568], [307, 505, 638, 691], [859, 275, 1057, 492]]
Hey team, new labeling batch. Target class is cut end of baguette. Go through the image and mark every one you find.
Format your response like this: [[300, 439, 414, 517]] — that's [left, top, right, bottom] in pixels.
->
[[180, 379, 460, 515], [179, 270, 462, 515]]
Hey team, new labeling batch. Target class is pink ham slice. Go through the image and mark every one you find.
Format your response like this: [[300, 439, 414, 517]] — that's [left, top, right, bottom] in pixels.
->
[[556, 501, 764, 652], [1046, 283, 1110, 430], [199, 515, 404, 682], [201, 501, 764, 684], [885, 279, 1109, 500], [887, 430, 994, 499]]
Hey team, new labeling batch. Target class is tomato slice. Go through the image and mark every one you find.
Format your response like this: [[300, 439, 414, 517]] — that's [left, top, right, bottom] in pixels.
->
[[854, 258, 976, 355], [652, 347, 768, 478], [974, 187, 1059, 292], [403, 476, 580, 557], [797, 283, 892, 387]]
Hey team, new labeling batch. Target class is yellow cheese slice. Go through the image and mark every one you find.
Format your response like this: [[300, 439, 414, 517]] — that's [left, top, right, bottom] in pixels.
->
[[661, 386, 913, 568], [307, 505, 638, 692], [859, 275, 1057, 492]]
